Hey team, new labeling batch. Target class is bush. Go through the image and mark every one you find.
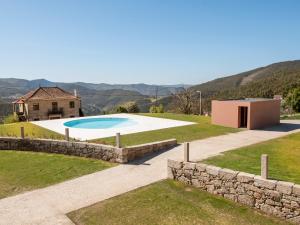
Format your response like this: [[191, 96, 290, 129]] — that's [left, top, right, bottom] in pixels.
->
[[149, 104, 164, 113], [115, 106, 128, 113], [127, 102, 140, 113], [3, 114, 18, 124]]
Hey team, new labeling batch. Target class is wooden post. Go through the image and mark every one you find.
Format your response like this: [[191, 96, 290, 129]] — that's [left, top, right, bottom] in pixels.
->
[[184, 142, 190, 162], [20, 127, 25, 139], [261, 154, 269, 179], [65, 128, 69, 141], [116, 133, 121, 148]]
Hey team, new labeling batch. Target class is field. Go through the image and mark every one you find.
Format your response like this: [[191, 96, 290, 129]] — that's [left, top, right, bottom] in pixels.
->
[[203, 132, 300, 184], [68, 180, 289, 225], [0, 122, 64, 139], [91, 113, 239, 146], [0, 150, 115, 198]]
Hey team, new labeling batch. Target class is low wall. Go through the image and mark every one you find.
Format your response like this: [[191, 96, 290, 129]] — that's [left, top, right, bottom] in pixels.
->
[[0, 137, 177, 163], [124, 139, 177, 161], [168, 160, 300, 224]]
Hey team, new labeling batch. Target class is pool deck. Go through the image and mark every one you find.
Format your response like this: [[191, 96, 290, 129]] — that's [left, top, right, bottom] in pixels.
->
[[31, 114, 194, 140]]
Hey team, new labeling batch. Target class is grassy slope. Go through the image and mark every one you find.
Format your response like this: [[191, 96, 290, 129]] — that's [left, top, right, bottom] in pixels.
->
[[68, 180, 289, 225], [0, 150, 115, 198], [91, 113, 238, 146], [0, 122, 64, 139], [203, 132, 300, 184]]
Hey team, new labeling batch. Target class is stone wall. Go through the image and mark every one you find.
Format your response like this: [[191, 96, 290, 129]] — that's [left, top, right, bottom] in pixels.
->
[[0, 137, 125, 163], [0, 137, 177, 163], [124, 139, 177, 161], [168, 159, 300, 224]]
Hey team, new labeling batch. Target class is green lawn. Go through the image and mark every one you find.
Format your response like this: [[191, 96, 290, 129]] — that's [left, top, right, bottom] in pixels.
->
[[0, 150, 115, 198], [0, 122, 64, 139], [91, 113, 238, 146], [203, 132, 300, 184], [281, 113, 300, 120], [68, 179, 289, 225]]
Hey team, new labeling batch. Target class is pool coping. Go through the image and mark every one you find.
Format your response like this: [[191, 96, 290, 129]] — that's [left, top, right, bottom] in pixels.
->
[[31, 114, 195, 140]]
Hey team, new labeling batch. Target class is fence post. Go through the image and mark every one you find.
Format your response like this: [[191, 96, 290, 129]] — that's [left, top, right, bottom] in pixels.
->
[[116, 132, 121, 148], [184, 142, 190, 162], [65, 128, 69, 141], [20, 127, 25, 139], [261, 154, 269, 179]]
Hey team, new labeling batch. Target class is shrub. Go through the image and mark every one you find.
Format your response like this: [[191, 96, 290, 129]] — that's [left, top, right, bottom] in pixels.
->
[[115, 106, 128, 113], [149, 104, 164, 113], [3, 114, 18, 124], [127, 102, 140, 113]]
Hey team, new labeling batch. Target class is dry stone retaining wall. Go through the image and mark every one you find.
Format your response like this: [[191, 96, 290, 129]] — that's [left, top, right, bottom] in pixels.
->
[[0, 137, 177, 163], [168, 159, 300, 224], [124, 139, 177, 161]]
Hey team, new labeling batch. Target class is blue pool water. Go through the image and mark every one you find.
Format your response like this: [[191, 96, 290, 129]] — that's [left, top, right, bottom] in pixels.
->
[[64, 117, 136, 129]]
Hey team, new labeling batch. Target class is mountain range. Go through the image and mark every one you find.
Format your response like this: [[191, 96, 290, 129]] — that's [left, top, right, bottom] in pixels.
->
[[0, 59, 300, 120], [0, 79, 188, 118]]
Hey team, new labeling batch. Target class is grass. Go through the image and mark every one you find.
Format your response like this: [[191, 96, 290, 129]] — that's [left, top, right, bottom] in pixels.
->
[[281, 113, 300, 120], [68, 179, 289, 225], [0, 150, 115, 198], [0, 122, 64, 139], [203, 132, 300, 184], [91, 113, 238, 146]]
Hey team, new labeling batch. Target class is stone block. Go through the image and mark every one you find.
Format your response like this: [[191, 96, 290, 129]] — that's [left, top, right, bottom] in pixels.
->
[[206, 185, 215, 193], [168, 159, 183, 170], [206, 165, 221, 176], [260, 204, 275, 215], [219, 168, 238, 180], [238, 194, 255, 207], [288, 216, 300, 224], [196, 163, 207, 172], [167, 167, 174, 179], [237, 172, 255, 183], [276, 181, 294, 195], [183, 162, 196, 170], [224, 194, 236, 201], [254, 176, 277, 189], [293, 184, 300, 196]]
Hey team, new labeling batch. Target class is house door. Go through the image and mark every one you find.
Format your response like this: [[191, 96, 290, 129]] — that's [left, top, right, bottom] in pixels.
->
[[52, 102, 58, 112], [239, 107, 248, 128]]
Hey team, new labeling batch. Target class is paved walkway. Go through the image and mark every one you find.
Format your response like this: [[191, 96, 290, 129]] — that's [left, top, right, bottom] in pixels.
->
[[0, 120, 300, 225]]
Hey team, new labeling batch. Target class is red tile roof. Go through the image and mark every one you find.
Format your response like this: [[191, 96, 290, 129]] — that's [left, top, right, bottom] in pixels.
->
[[17, 87, 79, 101]]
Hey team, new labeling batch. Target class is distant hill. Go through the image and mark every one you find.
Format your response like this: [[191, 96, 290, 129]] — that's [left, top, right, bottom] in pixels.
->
[[0, 78, 188, 117], [191, 60, 300, 99], [0, 78, 187, 97]]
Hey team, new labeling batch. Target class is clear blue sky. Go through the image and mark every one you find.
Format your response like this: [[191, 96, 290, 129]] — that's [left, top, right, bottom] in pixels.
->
[[0, 0, 300, 84]]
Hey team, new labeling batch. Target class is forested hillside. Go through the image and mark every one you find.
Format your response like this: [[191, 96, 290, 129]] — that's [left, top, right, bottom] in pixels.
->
[[192, 60, 300, 100], [163, 60, 300, 114]]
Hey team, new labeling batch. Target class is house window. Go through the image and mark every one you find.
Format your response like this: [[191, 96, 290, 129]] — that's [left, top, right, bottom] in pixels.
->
[[69, 101, 75, 108], [33, 103, 39, 111]]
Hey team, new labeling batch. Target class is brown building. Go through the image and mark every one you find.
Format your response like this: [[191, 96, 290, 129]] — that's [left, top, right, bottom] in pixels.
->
[[211, 98, 280, 129], [13, 87, 82, 121]]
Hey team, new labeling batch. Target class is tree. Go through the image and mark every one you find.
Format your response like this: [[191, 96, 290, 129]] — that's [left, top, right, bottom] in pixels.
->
[[149, 104, 164, 113], [284, 88, 300, 113], [115, 106, 128, 113], [171, 89, 195, 114], [127, 102, 140, 113]]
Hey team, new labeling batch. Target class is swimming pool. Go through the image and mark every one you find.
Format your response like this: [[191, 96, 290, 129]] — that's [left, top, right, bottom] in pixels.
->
[[64, 117, 137, 129], [32, 114, 195, 140]]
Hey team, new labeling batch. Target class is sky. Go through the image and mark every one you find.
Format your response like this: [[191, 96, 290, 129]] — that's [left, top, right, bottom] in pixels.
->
[[0, 0, 300, 85]]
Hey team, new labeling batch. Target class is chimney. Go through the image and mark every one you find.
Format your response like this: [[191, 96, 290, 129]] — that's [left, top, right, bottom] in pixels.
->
[[74, 89, 77, 97]]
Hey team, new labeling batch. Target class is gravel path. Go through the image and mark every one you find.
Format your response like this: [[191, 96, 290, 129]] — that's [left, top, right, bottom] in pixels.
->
[[0, 120, 299, 225]]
